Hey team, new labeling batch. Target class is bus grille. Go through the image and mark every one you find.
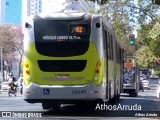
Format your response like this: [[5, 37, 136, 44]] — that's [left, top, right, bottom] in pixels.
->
[[38, 60, 87, 72]]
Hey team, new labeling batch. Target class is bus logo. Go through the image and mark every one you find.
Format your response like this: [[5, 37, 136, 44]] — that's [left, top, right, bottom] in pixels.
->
[[55, 74, 70, 79]]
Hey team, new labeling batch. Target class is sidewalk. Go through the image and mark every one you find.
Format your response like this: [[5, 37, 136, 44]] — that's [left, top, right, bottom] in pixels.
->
[[0, 89, 8, 92], [0, 89, 23, 97], [0, 89, 8, 94]]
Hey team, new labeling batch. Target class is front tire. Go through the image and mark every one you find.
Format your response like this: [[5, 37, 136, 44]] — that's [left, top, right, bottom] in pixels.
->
[[129, 93, 132, 97], [133, 92, 138, 97], [51, 104, 61, 110], [42, 102, 51, 109], [129, 91, 137, 97]]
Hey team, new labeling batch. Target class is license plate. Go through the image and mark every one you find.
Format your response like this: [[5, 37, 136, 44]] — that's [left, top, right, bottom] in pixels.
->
[[55, 74, 69, 79]]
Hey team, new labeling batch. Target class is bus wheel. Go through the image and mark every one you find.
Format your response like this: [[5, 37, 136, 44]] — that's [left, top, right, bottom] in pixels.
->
[[133, 92, 138, 97], [42, 102, 51, 109], [109, 94, 120, 104], [129, 93, 133, 97], [51, 104, 61, 110], [116, 94, 120, 100]]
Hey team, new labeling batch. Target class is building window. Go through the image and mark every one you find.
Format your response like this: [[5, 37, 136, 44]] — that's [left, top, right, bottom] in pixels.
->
[[6, 2, 9, 5]]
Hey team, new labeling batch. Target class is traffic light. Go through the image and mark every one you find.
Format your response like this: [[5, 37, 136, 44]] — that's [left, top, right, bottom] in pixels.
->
[[129, 34, 135, 45]]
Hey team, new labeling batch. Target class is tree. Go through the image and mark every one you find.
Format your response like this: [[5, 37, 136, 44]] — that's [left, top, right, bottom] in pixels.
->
[[148, 17, 160, 57], [100, 0, 136, 52], [136, 47, 157, 69], [90, 0, 108, 5], [137, 0, 160, 24], [89, 0, 160, 54], [90, 0, 160, 71], [0, 25, 23, 75], [137, 16, 160, 57], [136, 16, 160, 71], [152, 0, 160, 5]]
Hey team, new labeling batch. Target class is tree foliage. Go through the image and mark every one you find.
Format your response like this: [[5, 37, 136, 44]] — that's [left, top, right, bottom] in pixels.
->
[[137, 16, 160, 70], [90, 0, 108, 5], [119, 0, 160, 71], [152, 0, 160, 5], [100, 0, 136, 51], [89, 0, 160, 55], [137, 47, 156, 69], [148, 17, 160, 56], [137, 0, 160, 25], [95, 0, 160, 70], [137, 16, 160, 56], [0, 25, 23, 72]]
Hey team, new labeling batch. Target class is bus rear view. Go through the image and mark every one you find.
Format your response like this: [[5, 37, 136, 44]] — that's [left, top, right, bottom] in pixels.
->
[[22, 12, 105, 109]]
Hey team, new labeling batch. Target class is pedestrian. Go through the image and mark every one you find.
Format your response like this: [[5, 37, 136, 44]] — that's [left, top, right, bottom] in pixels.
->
[[8, 73, 17, 87], [139, 81, 144, 92], [8, 73, 17, 96], [18, 74, 23, 94], [123, 71, 129, 83]]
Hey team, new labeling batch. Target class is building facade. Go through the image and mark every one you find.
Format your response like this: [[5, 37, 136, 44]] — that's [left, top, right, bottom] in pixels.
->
[[5, 0, 22, 25], [22, 0, 42, 31], [26, 0, 42, 16], [0, 0, 6, 24], [41, 0, 65, 13], [0, 0, 22, 25]]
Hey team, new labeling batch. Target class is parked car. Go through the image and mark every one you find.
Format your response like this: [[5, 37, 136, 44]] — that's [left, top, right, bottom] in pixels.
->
[[143, 75, 147, 80], [139, 81, 144, 91], [141, 80, 150, 89], [1, 82, 9, 90], [140, 74, 147, 80], [140, 76, 143, 81], [156, 81, 160, 98], [140, 70, 151, 79], [157, 84, 160, 98], [150, 74, 159, 79]]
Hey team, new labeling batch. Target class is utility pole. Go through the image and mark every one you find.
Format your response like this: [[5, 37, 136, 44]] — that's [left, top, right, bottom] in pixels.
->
[[1, 46, 3, 82]]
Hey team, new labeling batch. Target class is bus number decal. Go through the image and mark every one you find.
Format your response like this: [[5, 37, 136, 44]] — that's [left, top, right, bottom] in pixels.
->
[[72, 90, 86, 94], [75, 26, 83, 33]]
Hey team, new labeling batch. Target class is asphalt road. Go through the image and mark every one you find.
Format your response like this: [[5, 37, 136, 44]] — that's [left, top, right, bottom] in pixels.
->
[[0, 78, 160, 120]]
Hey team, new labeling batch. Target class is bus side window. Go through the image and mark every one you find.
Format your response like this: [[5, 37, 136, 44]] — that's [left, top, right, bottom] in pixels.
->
[[116, 44, 120, 64], [103, 28, 107, 51], [107, 32, 111, 60], [110, 34, 113, 60]]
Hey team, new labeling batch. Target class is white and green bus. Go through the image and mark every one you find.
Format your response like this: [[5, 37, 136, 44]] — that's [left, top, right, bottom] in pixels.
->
[[22, 12, 124, 109]]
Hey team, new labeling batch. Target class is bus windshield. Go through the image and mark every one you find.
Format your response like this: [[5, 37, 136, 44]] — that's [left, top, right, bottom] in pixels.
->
[[34, 16, 91, 57]]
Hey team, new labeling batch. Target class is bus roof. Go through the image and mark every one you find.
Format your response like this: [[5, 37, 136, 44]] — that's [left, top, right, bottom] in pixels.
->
[[38, 12, 87, 20]]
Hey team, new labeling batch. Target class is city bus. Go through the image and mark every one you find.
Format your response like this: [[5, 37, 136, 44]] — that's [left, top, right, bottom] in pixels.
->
[[22, 12, 124, 109]]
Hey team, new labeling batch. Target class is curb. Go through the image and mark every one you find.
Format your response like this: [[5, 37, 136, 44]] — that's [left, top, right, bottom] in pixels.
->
[[0, 92, 23, 97], [0, 90, 8, 92]]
